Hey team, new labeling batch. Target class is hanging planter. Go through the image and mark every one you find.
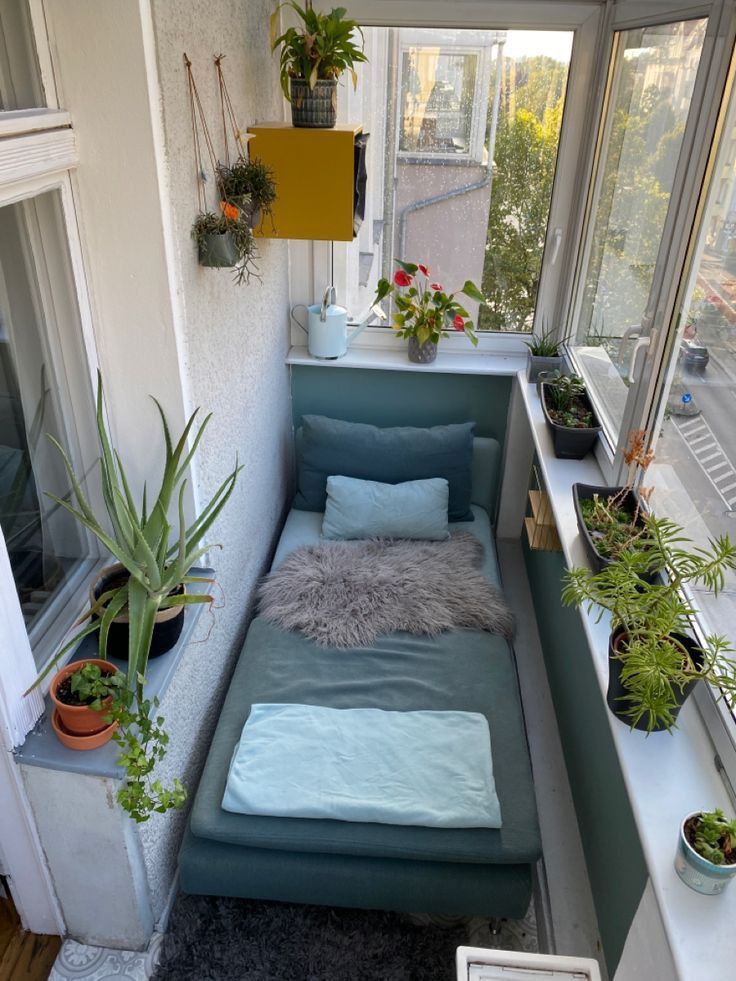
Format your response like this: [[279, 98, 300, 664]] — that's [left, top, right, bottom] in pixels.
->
[[195, 222, 240, 268]]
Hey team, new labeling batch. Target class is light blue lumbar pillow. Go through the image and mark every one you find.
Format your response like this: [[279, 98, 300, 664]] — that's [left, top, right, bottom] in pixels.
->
[[322, 475, 450, 541]]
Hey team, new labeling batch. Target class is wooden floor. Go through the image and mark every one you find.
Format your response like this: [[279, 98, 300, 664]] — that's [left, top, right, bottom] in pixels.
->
[[0, 897, 61, 981]]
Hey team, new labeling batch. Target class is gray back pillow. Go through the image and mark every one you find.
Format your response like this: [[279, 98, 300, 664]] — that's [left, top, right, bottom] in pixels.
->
[[293, 415, 476, 522]]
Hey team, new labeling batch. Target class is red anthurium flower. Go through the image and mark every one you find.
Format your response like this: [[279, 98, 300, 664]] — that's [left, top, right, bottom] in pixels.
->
[[393, 269, 413, 287], [453, 314, 465, 331], [418, 264, 429, 276], [430, 282, 443, 292]]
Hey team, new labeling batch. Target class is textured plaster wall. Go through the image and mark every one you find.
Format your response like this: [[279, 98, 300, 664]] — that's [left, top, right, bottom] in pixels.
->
[[138, 0, 293, 922]]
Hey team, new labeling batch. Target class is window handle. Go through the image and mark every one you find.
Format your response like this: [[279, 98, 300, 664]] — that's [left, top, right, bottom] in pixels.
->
[[549, 227, 563, 265], [627, 336, 651, 383]]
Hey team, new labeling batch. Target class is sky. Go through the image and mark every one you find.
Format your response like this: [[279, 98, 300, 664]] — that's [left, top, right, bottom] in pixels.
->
[[504, 30, 574, 63]]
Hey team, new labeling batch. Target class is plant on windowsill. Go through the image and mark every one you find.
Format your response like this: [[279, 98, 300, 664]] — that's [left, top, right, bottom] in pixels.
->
[[192, 205, 259, 285], [525, 321, 566, 382], [372, 260, 483, 365], [561, 516, 736, 732], [573, 429, 658, 576], [271, 1, 367, 128], [540, 371, 601, 459], [28, 372, 242, 821], [49, 659, 123, 751], [217, 158, 277, 231], [676, 808, 736, 895]]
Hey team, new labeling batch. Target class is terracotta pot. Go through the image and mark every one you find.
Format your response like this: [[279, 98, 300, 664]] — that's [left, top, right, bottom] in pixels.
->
[[51, 708, 117, 751], [50, 658, 119, 738], [91, 564, 185, 660]]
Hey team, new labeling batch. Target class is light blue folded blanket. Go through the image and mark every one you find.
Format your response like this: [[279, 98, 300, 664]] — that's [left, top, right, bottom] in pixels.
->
[[222, 703, 502, 829]]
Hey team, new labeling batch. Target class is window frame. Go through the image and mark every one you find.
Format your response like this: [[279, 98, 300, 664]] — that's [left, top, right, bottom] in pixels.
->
[[288, 1, 605, 356]]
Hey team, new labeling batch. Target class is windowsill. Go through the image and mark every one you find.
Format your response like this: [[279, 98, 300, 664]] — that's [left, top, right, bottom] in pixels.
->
[[287, 344, 527, 375], [14, 567, 214, 780], [518, 375, 735, 981]]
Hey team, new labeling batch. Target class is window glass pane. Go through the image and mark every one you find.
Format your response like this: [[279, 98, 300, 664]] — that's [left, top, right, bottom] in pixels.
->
[[0, 192, 96, 665], [341, 28, 573, 331], [653, 59, 736, 661], [0, 0, 44, 110], [570, 20, 707, 440]]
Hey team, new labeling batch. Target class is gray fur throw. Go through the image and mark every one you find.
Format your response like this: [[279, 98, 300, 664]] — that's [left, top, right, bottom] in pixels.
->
[[257, 532, 515, 649]]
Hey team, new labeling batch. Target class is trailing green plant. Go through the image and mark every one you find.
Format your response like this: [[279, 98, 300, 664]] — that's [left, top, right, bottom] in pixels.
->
[[271, 1, 367, 100], [28, 372, 242, 820], [562, 514, 736, 731], [217, 158, 277, 223], [191, 209, 259, 286], [687, 809, 736, 866]]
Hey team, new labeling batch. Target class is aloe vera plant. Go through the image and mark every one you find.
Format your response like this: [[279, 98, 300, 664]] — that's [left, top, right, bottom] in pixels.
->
[[29, 373, 241, 820]]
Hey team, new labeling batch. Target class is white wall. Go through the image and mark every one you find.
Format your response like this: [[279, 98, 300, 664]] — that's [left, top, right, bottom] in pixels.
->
[[34, 0, 293, 941], [139, 0, 293, 923]]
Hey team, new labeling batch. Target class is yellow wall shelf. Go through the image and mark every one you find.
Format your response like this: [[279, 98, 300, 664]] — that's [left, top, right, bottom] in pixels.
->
[[248, 123, 363, 241]]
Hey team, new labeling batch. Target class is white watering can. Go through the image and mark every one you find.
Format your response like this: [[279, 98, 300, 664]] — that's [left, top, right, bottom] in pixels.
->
[[291, 285, 385, 360]]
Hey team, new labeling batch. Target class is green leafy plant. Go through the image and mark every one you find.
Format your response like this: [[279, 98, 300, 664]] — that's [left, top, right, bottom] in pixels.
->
[[217, 158, 277, 224], [688, 809, 736, 866], [69, 661, 124, 709], [525, 320, 565, 357], [562, 515, 736, 731], [29, 372, 242, 820], [191, 209, 259, 286], [373, 260, 483, 348], [271, 1, 367, 100], [542, 372, 594, 427]]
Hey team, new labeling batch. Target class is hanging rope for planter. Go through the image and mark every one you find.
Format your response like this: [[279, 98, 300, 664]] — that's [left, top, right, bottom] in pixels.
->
[[185, 53, 258, 285], [214, 54, 277, 233]]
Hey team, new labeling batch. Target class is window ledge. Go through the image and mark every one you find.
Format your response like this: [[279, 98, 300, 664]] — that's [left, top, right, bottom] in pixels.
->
[[14, 567, 214, 780], [518, 375, 735, 981], [287, 344, 527, 376]]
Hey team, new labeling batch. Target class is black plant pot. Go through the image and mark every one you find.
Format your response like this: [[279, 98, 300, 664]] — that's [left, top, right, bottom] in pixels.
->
[[541, 384, 601, 459], [572, 483, 650, 572], [91, 565, 185, 661], [290, 78, 337, 128], [607, 626, 703, 731]]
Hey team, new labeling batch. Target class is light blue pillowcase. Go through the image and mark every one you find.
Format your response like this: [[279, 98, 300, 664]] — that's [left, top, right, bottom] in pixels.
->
[[322, 475, 449, 541]]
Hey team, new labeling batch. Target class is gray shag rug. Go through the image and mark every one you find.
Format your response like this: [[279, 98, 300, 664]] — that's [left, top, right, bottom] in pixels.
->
[[257, 532, 515, 648], [151, 895, 538, 981]]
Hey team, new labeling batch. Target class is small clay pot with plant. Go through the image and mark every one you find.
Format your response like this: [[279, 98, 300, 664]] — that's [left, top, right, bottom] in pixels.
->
[[676, 809, 736, 894], [50, 659, 123, 749], [541, 372, 601, 459]]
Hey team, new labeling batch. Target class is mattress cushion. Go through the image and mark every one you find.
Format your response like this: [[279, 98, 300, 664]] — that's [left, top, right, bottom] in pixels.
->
[[190, 618, 540, 865]]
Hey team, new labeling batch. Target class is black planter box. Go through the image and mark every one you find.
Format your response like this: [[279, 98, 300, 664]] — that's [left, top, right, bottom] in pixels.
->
[[607, 626, 702, 731], [541, 384, 601, 459], [573, 483, 643, 572]]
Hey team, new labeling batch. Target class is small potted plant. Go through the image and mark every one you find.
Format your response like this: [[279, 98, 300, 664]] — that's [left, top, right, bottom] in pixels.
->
[[191, 205, 259, 285], [372, 260, 483, 364], [562, 516, 736, 732], [526, 321, 566, 382], [217, 158, 277, 230], [573, 430, 656, 574], [541, 372, 601, 459], [29, 373, 242, 820], [49, 659, 122, 750], [271, 1, 367, 128], [676, 808, 736, 894]]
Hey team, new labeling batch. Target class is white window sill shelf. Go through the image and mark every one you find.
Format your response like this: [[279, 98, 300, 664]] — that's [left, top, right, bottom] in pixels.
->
[[518, 375, 735, 981], [287, 344, 527, 376], [14, 567, 214, 780]]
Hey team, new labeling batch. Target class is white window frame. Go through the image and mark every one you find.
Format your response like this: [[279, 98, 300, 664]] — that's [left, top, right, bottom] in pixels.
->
[[0, 0, 101, 936], [288, 1, 605, 356]]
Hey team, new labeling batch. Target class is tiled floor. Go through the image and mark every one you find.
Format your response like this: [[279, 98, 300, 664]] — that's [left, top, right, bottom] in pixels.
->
[[48, 932, 162, 981]]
